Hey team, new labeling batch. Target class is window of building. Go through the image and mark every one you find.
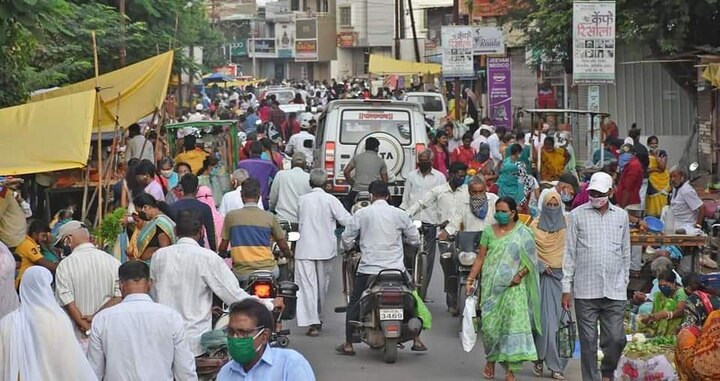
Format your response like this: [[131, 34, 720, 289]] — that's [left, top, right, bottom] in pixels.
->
[[291, 0, 300, 11], [339, 6, 352, 26]]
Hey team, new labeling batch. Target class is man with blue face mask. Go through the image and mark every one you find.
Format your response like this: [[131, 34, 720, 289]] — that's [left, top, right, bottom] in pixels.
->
[[537, 172, 579, 214], [217, 299, 316, 381]]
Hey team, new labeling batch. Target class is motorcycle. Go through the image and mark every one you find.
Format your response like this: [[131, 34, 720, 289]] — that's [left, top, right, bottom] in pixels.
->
[[438, 231, 481, 323], [349, 269, 423, 363]]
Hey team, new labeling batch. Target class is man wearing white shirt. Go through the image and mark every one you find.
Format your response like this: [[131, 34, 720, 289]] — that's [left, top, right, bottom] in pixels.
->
[[399, 150, 446, 299], [295, 169, 352, 337], [471, 125, 492, 152], [88, 261, 197, 381], [54, 221, 122, 340], [286, 121, 316, 166], [150, 209, 281, 357], [472, 118, 494, 141], [405, 161, 468, 314], [269, 153, 311, 226], [218, 169, 264, 216], [486, 127, 502, 165], [125, 123, 154, 163]]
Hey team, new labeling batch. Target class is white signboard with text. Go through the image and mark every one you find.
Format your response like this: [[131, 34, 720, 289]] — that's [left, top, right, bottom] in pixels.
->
[[573, 1, 616, 84], [472, 26, 505, 55], [442, 26, 474, 78]]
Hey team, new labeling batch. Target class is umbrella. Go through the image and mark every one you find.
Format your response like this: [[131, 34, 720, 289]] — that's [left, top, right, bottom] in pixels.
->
[[203, 72, 233, 84]]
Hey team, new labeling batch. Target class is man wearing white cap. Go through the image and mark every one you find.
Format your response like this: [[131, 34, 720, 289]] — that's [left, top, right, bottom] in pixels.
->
[[54, 221, 122, 343], [285, 120, 315, 166], [187, 104, 205, 122], [561, 172, 630, 381]]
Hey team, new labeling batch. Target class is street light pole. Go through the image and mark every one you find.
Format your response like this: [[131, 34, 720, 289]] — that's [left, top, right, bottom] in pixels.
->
[[252, 19, 257, 78], [453, 0, 461, 121]]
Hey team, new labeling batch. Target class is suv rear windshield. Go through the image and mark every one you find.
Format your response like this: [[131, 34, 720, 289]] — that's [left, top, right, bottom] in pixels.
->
[[406, 95, 444, 112], [266, 91, 295, 104], [340, 109, 412, 145]]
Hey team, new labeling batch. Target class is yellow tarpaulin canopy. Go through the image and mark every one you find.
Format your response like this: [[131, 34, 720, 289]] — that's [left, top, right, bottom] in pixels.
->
[[0, 91, 96, 175], [31, 51, 174, 132], [368, 54, 442, 75], [704, 63, 720, 88]]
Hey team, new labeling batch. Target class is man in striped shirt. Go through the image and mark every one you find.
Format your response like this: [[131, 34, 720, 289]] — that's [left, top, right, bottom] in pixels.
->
[[54, 221, 122, 341], [219, 178, 292, 283]]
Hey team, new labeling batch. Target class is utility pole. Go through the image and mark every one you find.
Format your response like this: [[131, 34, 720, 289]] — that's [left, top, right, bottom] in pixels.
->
[[394, 0, 401, 59], [408, 0, 420, 63], [119, 0, 126, 67], [453, 0, 461, 121]]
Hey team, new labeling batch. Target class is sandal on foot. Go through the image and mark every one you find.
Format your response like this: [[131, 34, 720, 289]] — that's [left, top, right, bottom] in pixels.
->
[[411, 343, 428, 351], [551, 371, 565, 380], [532, 363, 543, 377], [483, 363, 495, 379], [334, 344, 355, 356]]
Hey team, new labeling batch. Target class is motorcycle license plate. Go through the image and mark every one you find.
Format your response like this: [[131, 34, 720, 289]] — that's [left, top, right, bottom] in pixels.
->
[[379, 308, 404, 320]]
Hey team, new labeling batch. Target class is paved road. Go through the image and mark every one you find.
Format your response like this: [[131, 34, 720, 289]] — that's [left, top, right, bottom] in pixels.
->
[[284, 256, 583, 380]]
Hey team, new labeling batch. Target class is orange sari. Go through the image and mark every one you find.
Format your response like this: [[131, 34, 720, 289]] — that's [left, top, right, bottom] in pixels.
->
[[676, 310, 720, 381]]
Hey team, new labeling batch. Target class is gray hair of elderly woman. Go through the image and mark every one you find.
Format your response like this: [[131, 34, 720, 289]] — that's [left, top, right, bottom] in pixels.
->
[[467, 175, 485, 187], [650, 256, 674, 278], [231, 169, 250, 187], [309, 168, 327, 188], [418, 149, 434, 161]]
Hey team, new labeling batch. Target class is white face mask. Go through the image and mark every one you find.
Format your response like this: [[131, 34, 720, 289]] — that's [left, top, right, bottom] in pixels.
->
[[589, 195, 609, 209]]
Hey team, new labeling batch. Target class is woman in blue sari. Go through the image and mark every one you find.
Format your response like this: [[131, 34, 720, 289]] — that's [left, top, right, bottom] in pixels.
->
[[497, 144, 534, 209], [132, 193, 176, 264], [466, 196, 541, 381]]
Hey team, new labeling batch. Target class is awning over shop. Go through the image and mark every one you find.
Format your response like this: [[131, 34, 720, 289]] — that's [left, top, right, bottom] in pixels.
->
[[368, 54, 442, 75], [0, 90, 96, 175], [703, 63, 720, 88], [31, 51, 174, 132]]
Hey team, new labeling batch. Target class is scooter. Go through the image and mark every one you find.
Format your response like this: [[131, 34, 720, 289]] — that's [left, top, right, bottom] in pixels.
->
[[349, 269, 423, 364]]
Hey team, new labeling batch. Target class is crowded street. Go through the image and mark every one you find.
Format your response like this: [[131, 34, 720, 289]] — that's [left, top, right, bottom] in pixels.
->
[[3, 0, 720, 381]]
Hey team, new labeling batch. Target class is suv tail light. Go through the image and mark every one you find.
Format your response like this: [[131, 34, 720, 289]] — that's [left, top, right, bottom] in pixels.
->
[[415, 143, 426, 162], [252, 282, 273, 298], [324, 141, 335, 177]]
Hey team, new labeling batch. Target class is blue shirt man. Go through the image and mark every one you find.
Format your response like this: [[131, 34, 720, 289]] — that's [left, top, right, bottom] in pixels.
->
[[244, 108, 260, 135]]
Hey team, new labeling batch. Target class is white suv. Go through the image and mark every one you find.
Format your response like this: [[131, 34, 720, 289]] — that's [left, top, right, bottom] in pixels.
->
[[313, 99, 429, 198]]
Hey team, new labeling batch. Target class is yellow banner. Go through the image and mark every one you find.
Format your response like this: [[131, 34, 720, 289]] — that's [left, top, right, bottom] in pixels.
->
[[703, 63, 720, 88], [32, 51, 174, 132], [368, 54, 442, 75], [0, 91, 96, 175]]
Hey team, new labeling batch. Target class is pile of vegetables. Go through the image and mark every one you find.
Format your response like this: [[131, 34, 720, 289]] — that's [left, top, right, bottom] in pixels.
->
[[94, 208, 127, 249], [624, 334, 676, 359]]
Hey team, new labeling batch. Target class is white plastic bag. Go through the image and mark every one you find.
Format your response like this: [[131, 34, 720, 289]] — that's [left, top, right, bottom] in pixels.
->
[[461, 295, 477, 352]]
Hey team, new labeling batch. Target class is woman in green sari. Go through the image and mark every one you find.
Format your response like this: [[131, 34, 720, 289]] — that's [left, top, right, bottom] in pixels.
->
[[497, 144, 534, 211], [132, 193, 176, 264], [466, 196, 541, 381], [640, 270, 687, 336]]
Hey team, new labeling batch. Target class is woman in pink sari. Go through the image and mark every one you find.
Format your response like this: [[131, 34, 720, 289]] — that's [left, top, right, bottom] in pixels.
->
[[196, 186, 223, 248]]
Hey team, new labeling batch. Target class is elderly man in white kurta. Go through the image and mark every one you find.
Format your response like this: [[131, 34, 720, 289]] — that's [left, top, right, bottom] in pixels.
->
[[295, 169, 352, 337]]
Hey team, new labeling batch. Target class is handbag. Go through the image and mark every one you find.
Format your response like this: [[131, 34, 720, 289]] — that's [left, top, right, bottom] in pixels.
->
[[556, 309, 577, 358]]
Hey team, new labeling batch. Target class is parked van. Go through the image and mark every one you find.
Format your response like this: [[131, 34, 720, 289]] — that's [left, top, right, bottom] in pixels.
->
[[314, 99, 429, 197], [403, 92, 447, 126]]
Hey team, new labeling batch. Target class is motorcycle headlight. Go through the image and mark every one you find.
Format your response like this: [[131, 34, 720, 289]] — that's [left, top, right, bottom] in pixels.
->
[[458, 251, 477, 266]]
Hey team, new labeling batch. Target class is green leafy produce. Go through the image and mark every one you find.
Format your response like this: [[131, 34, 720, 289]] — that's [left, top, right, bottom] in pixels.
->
[[624, 335, 676, 359], [94, 208, 127, 248]]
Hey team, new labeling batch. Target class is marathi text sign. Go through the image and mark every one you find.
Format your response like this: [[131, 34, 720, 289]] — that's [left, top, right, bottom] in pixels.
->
[[442, 26, 474, 78], [487, 57, 512, 131], [473, 26, 504, 55], [573, 1, 616, 84], [250, 38, 276, 58]]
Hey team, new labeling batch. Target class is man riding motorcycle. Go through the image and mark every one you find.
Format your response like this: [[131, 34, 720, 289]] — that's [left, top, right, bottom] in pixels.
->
[[336, 181, 426, 355], [437, 175, 498, 311]]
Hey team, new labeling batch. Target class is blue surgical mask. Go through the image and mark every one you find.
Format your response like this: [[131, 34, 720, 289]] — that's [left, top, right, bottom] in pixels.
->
[[560, 191, 573, 203], [659, 285, 674, 297]]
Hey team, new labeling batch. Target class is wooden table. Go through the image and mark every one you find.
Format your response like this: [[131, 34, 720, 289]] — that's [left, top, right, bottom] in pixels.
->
[[630, 233, 708, 272]]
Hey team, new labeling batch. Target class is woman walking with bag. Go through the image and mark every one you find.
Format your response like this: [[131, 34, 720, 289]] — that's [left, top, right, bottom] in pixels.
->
[[465, 196, 541, 381], [529, 191, 569, 380]]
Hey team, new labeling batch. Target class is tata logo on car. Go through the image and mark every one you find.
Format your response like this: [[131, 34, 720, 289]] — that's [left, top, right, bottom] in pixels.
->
[[379, 152, 395, 160]]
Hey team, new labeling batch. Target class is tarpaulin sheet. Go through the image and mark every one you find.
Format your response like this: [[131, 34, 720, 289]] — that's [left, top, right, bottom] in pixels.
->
[[0, 90, 96, 175], [704, 63, 720, 88], [368, 54, 442, 75], [31, 51, 174, 132]]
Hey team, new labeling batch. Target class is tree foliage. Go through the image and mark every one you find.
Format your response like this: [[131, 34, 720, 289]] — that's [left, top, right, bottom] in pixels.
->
[[505, 0, 720, 80], [0, 0, 227, 108]]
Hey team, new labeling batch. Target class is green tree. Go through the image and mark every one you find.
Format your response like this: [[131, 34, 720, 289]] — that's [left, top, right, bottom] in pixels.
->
[[506, 0, 720, 86]]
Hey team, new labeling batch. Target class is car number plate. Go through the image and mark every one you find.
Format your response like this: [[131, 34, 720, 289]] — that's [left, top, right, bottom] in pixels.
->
[[379, 308, 404, 320]]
